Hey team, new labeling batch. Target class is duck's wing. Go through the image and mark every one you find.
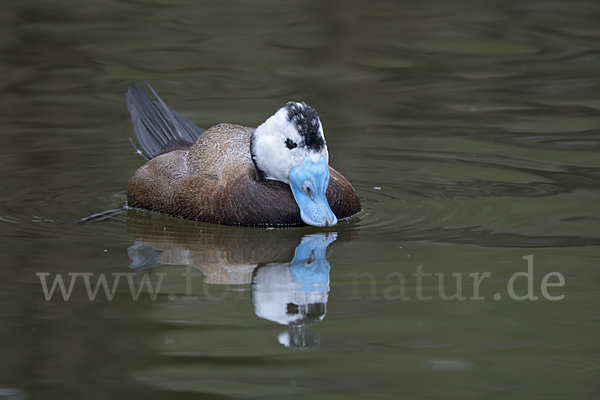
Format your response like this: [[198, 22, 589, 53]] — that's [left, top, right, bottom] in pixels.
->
[[126, 81, 205, 160]]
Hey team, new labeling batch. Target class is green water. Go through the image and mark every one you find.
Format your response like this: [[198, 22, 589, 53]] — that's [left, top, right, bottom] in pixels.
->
[[1, 0, 599, 398]]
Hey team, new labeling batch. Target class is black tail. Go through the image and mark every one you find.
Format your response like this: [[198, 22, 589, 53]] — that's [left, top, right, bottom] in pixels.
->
[[126, 81, 205, 160]]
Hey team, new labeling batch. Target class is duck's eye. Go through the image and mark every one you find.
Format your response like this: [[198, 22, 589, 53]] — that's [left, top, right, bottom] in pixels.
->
[[285, 138, 297, 149]]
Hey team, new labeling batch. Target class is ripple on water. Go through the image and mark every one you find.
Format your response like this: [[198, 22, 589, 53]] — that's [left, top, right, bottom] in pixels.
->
[[352, 148, 600, 248]]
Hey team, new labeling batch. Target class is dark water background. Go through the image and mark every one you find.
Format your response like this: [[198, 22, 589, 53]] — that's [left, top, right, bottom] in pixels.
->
[[1, 0, 599, 398]]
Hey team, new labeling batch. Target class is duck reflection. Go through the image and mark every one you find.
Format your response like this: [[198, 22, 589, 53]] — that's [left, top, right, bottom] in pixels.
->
[[126, 209, 354, 349], [252, 233, 336, 349]]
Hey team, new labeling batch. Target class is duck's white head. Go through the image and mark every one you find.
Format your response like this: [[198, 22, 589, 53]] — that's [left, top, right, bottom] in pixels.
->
[[251, 102, 337, 227]]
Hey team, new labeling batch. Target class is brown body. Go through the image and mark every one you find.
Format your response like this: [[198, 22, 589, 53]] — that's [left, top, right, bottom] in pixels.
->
[[127, 123, 361, 226]]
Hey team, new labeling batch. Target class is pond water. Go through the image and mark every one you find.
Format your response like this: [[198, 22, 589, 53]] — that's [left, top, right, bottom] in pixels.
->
[[1, 0, 599, 398]]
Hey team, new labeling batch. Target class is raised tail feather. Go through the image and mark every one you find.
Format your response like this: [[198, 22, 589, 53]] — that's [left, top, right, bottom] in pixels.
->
[[126, 81, 205, 160]]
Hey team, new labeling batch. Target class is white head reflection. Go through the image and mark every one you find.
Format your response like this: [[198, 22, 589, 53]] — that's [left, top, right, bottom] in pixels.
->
[[252, 232, 337, 349]]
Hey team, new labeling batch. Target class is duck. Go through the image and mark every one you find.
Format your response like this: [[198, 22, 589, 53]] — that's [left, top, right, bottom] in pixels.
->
[[125, 82, 361, 227]]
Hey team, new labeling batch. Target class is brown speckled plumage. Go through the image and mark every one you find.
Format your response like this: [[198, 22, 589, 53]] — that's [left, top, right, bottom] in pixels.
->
[[127, 123, 361, 226]]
